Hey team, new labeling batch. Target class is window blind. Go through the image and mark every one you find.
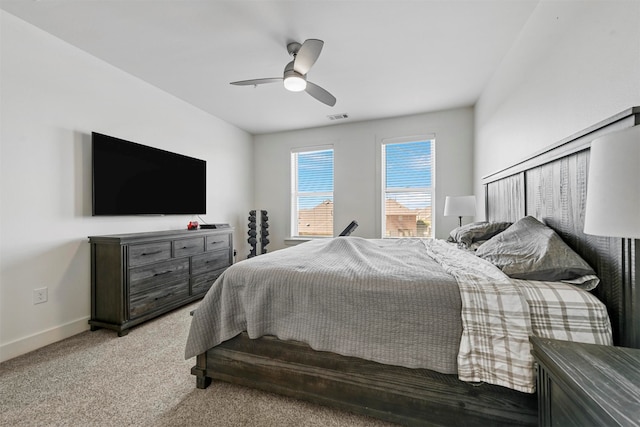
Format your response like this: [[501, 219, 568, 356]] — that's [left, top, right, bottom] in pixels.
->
[[383, 140, 433, 238], [292, 148, 334, 237]]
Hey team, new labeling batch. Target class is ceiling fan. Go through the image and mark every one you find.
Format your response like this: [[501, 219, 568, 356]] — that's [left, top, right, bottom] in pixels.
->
[[230, 39, 336, 107]]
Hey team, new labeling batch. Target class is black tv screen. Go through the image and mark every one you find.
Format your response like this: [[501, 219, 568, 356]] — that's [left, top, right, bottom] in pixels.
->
[[92, 132, 206, 215]]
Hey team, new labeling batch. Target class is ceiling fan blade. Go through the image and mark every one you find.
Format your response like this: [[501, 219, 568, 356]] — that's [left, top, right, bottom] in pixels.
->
[[305, 81, 336, 107], [293, 39, 324, 75], [230, 77, 282, 86]]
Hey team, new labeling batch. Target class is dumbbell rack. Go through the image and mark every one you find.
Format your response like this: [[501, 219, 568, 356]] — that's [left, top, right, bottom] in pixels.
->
[[247, 210, 269, 258]]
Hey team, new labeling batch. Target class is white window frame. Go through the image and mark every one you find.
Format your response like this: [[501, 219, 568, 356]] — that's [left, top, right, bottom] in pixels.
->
[[290, 145, 334, 238], [379, 135, 435, 238]]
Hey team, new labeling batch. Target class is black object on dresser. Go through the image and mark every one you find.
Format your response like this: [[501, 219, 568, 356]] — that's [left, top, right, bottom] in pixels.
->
[[531, 336, 640, 427], [89, 229, 233, 336]]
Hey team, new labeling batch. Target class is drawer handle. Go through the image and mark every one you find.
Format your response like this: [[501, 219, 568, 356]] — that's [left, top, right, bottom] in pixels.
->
[[154, 270, 172, 277], [210, 240, 224, 245], [142, 250, 162, 256]]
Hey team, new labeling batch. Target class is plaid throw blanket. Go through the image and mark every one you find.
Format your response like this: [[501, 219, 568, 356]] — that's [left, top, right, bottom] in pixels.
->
[[423, 240, 612, 393]]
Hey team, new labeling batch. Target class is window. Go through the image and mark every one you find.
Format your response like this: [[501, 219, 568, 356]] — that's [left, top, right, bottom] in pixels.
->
[[291, 147, 334, 237], [382, 138, 434, 238]]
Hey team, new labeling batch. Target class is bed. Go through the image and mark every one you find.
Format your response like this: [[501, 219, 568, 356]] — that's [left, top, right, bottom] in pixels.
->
[[186, 107, 640, 426]]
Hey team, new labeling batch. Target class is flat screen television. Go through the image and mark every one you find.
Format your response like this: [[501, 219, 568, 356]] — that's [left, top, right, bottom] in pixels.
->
[[92, 132, 206, 215]]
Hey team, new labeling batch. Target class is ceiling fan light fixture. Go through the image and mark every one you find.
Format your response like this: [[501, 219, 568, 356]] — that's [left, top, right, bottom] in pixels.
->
[[283, 61, 307, 92], [283, 74, 307, 92]]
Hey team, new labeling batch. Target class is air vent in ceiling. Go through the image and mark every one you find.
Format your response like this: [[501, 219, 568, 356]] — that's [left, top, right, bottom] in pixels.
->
[[327, 113, 349, 121]]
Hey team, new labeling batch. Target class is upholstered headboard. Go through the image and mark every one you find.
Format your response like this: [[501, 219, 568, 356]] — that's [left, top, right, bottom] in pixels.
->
[[482, 107, 640, 349]]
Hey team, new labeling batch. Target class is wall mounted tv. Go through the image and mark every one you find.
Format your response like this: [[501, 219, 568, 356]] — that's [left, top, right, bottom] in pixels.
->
[[92, 132, 206, 216]]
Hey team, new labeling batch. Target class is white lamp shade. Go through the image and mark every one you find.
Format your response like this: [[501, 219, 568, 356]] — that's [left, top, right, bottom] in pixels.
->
[[584, 125, 640, 239], [444, 195, 476, 217]]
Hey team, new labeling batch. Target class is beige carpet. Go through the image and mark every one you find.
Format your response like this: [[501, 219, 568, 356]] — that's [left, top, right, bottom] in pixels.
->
[[0, 303, 395, 426]]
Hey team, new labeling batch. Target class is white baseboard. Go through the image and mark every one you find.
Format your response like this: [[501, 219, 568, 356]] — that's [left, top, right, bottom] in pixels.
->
[[0, 316, 90, 363]]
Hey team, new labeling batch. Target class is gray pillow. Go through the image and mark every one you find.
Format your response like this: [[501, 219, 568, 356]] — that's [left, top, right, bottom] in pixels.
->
[[475, 216, 596, 281], [447, 221, 512, 247]]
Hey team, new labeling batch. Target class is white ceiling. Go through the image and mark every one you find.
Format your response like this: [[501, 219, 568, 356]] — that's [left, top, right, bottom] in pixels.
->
[[0, 0, 539, 135]]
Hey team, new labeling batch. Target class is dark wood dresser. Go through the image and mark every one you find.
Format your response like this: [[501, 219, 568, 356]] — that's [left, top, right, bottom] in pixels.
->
[[531, 336, 640, 427], [89, 228, 233, 336]]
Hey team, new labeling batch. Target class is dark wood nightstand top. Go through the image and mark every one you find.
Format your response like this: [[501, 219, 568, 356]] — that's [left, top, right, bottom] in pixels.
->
[[531, 336, 640, 426]]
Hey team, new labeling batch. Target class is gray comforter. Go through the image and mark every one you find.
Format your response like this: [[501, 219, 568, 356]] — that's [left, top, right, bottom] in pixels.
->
[[185, 236, 462, 374]]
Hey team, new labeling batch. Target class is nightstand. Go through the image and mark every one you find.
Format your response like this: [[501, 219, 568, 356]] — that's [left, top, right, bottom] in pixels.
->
[[530, 336, 640, 427]]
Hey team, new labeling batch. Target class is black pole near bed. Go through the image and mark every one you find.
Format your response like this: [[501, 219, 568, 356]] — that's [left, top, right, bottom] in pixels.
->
[[191, 107, 640, 426]]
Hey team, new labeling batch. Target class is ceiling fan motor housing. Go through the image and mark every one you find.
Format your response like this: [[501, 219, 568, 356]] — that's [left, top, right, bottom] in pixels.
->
[[287, 42, 302, 56]]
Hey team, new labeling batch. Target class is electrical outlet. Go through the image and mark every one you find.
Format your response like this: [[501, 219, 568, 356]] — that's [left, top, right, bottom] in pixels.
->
[[33, 287, 48, 304]]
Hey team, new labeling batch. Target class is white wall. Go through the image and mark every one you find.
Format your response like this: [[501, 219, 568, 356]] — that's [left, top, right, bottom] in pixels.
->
[[475, 0, 640, 216], [0, 12, 254, 362], [253, 107, 474, 250]]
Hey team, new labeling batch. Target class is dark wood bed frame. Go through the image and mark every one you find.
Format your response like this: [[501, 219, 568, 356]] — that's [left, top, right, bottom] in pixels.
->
[[191, 107, 640, 426]]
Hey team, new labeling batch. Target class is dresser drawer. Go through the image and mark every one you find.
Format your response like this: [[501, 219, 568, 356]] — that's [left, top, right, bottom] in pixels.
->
[[206, 234, 230, 251], [174, 236, 205, 257], [129, 258, 189, 293], [129, 241, 171, 267], [129, 278, 190, 318], [192, 250, 231, 276], [191, 267, 226, 295]]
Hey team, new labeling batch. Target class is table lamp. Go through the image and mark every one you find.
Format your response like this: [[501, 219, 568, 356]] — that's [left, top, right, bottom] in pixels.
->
[[444, 195, 476, 227], [584, 125, 640, 239]]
